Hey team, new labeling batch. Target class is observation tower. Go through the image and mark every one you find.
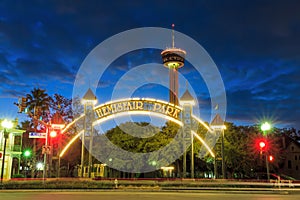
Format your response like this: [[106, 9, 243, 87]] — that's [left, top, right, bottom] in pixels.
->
[[161, 24, 186, 105]]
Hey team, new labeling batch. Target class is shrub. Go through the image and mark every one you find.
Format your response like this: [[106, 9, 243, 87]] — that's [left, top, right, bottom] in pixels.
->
[[11, 174, 25, 178]]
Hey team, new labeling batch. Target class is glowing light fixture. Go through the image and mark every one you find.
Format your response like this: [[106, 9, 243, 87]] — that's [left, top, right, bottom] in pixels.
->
[[36, 162, 44, 170], [1, 119, 13, 129], [261, 122, 271, 132]]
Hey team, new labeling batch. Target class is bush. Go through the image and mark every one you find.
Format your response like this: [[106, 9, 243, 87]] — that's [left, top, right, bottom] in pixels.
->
[[12, 174, 25, 178]]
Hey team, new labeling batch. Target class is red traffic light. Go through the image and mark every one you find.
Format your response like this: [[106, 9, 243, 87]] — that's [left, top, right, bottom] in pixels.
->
[[50, 130, 57, 138], [259, 141, 266, 148], [256, 138, 268, 152], [269, 155, 274, 162]]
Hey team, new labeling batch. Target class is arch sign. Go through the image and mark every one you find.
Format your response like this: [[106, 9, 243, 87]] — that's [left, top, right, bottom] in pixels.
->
[[94, 98, 182, 121]]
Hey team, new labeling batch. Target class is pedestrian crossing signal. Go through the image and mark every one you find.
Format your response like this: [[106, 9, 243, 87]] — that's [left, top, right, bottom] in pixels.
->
[[42, 145, 51, 154]]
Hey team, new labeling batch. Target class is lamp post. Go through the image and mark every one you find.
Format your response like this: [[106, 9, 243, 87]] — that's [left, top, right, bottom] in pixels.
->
[[42, 127, 49, 182], [261, 122, 271, 181], [1, 119, 13, 185]]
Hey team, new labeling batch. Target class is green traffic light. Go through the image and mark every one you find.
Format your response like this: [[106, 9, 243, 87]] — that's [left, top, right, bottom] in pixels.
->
[[24, 150, 31, 157]]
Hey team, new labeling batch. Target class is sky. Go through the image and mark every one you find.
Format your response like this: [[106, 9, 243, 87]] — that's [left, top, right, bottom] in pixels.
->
[[0, 0, 300, 130]]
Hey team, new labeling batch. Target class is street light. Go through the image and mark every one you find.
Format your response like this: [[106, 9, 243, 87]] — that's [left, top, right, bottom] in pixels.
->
[[261, 122, 271, 134], [1, 119, 13, 185], [36, 162, 44, 170], [260, 122, 272, 181]]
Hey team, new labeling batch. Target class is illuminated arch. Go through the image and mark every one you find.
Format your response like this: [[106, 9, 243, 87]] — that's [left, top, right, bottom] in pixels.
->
[[60, 117, 215, 159], [60, 111, 182, 158], [61, 114, 85, 134], [59, 98, 216, 158], [191, 114, 214, 133], [60, 130, 83, 157], [191, 131, 215, 158]]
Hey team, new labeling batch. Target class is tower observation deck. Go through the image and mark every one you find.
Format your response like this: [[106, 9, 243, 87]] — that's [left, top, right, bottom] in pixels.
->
[[161, 24, 186, 105]]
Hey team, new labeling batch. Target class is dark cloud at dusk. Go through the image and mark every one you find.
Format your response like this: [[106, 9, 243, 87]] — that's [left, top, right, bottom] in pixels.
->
[[0, 0, 299, 129]]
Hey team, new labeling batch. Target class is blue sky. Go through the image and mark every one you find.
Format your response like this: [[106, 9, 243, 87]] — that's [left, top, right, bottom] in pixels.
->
[[0, 0, 300, 129]]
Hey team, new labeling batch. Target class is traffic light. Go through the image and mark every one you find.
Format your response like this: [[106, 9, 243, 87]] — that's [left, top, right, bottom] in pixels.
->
[[269, 155, 274, 162], [18, 97, 28, 113], [23, 149, 31, 158], [256, 138, 268, 154], [50, 130, 57, 138], [259, 141, 266, 149]]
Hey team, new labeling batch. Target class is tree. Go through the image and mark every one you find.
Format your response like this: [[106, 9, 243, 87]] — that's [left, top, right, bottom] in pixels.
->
[[90, 121, 180, 176], [26, 88, 51, 122], [49, 93, 73, 123], [222, 123, 258, 178]]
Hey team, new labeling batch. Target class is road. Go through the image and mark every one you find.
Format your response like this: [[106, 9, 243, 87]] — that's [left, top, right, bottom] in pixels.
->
[[0, 191, 300, 200]]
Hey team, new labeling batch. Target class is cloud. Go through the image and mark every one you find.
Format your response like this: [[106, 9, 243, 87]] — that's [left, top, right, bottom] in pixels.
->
[[0, 0, 299, 129]]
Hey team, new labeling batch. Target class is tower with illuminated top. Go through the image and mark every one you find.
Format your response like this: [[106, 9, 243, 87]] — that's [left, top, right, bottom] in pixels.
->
[[161, 24, 186, 105]]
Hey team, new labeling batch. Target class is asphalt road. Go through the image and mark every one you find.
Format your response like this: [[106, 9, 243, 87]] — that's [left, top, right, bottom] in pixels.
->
[[0, 191, 300, 200]]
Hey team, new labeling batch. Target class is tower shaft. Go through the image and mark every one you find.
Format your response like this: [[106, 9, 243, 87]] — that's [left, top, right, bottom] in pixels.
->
[[169, 67, 179, 105]]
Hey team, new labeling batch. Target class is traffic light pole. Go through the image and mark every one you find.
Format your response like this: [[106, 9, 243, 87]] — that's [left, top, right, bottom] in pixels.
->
[[266, 153, 270, 181], [43, 127, 48, 182], [260, 123, 272, 182]]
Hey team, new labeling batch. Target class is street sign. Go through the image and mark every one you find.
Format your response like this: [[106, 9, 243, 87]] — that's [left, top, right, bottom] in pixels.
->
[[29, 132, 46, 138]]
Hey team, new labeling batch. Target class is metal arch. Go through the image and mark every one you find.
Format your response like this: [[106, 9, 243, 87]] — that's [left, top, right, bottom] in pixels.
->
[[60, 99, 216, 159]]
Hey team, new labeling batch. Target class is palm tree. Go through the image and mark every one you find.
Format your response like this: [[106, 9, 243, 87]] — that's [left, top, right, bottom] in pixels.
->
[[26, 88, 51, 122]]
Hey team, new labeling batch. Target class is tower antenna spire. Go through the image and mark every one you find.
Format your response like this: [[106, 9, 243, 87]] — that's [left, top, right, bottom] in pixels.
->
[[161, 24, 186, 106], [172, 23, 175, 48]]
